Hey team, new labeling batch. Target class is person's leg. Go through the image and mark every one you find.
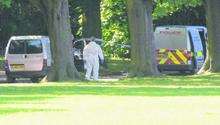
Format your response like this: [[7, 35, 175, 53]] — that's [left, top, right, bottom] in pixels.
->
[[85, 61, 92, 80], [93, 60, 100, 80], [90, 59, 95, 80]]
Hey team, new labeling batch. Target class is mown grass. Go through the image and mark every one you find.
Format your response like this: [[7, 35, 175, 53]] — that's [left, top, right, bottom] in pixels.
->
[[0, 108, 63, 115], [115, 73, 220, 86], [0, 80, 219, 115], [0, 96, 55, 104], [1, 59, 220, 115], [1, 84, 220, 96], [0, 91, 62, 115]]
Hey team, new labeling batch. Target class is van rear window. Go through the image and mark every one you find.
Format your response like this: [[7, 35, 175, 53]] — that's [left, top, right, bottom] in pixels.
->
[[74, 41, 84, 49], [9, 39, 42, 54], [27, 40, 42, 54], [155, 28, 188, 49], [9, 40, 25, 54]]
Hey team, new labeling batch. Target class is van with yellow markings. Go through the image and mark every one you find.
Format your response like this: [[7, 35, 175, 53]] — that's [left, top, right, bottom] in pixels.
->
[[155, 26, 207, 73]]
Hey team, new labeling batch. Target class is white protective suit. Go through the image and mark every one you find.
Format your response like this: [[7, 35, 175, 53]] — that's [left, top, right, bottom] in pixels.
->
[[83, 41, 104, 80]]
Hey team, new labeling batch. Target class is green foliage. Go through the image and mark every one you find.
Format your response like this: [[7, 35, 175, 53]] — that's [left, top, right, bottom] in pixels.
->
[[0, 0, 204, 58], [101, 0, 203, 58], [0, 0, 47, 50], [69, 0, 83, 38], [154, 5, 206, 26], [153, 0, 203, 19], [0, 56, 4, 70], [0, 0, 11, 8], [101, 0, 130, 58]]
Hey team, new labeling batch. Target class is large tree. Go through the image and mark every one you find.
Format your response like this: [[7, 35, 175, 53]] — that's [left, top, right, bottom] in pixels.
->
[[81, 0, 102, 38], [201, 0, 220, 72], [127, 0, 159, 76], [31, 0, 81, 81]]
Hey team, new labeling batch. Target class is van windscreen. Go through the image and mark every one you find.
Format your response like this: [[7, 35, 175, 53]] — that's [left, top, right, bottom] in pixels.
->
[[9, 39, 42, 54]]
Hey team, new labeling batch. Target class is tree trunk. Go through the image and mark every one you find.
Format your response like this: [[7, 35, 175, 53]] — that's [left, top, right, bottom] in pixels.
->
[[205, 0, 220, 72], [82, 0, 102, 38], [40, 0, 81, 81], [127, 0, 159, 76]]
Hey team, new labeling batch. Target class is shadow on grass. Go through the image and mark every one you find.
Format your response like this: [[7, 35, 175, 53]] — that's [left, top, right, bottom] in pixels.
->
[[0, 108, 65, 115], [0, 85, 220, 96], [0, 96, 55, 104], [114, 73, 220, 86]]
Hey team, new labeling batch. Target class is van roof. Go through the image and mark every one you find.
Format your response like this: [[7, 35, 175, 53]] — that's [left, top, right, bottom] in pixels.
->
[[156, 25, 206, 30], [10, 36, 49, 40], [75, 38, 103, 42]]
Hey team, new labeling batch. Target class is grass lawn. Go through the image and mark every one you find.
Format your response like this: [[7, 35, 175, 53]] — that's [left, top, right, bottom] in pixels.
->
[[115, 73, 220, 86], [1, 72, 220, 115], [1, 59, 220, 115]]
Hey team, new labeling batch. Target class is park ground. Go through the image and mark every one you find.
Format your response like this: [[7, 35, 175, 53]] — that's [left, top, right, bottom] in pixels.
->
[[0, 60, 220, 124]]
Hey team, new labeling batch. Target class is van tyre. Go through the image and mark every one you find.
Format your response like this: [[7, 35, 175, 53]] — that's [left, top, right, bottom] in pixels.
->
[[189, 70, 195, 75], [7, 76, 15, 83], [31, 77, 41, 83]]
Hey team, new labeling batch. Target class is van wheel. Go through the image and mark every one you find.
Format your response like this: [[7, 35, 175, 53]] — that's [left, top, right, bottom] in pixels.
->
[[31, 78, 40, 83], [179, 71, 186, 74], [7, 76, 15, 83], [189, 70, 195, 75]]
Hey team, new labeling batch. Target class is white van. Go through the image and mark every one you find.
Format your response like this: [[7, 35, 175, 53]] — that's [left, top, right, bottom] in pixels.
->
[[4, 36, 52, 82], [155, 26, 207, 73]]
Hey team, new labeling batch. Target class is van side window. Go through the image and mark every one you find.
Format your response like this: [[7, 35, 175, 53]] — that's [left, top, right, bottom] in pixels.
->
[[188, 32, 195, 53], [74, 41, 84, 50], [27, 40, 42, 54], [198, 30, 207, 59], [9, 40, 25, 54]]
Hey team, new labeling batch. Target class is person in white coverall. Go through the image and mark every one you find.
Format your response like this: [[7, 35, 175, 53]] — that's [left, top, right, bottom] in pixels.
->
[[83, 39, 104, 80]]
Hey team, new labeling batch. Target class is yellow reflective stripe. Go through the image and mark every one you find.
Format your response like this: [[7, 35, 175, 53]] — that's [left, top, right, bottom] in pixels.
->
[[191, 52, 194, 57], [176, 50, 187, 64], [197, 51, 203, 57], [159, 58, 167, 64], [168, 52, 180, 64], [159, 49, 166, 53]]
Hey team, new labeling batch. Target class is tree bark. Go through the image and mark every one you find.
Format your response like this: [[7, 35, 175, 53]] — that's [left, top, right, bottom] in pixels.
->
[[205, 0, 220, 72], [127, 0, 159, 76], [82, 0, 102, 38], [38, 0, 81, 81]]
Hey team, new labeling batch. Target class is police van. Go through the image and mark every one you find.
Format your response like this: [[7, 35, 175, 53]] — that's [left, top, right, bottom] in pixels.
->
[[155, 26, 207, 73], [4, 36, 52, 82]]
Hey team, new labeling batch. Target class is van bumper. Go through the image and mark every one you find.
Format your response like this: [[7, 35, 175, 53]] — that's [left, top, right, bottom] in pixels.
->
[[158, 64, 194, 71], [5, 67, 50, 78]]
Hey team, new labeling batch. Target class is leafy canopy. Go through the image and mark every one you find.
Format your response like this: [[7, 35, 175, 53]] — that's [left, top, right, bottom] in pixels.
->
[[153, 0, 202, 19], [0, 0, 11, 7]]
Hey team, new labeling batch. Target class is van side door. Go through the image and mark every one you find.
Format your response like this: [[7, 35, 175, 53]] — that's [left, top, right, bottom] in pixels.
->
[[188, 28, 205, 71], [6, 40, 26, 72], [25, 39, 44, 71]]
